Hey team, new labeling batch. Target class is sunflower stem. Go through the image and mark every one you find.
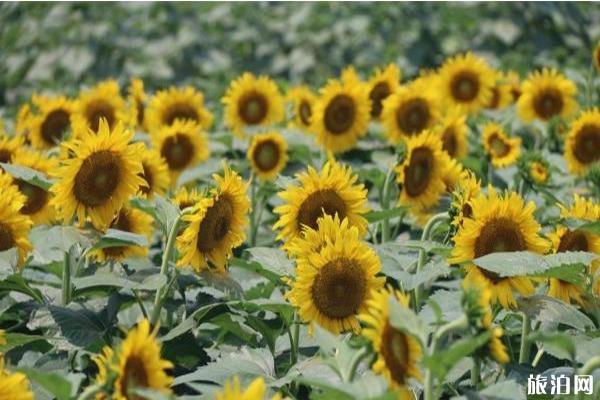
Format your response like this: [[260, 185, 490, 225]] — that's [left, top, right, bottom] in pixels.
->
[[249, 175, 259, 246], [151, 212, 184, 326], [61, 251, 71, 306], [346, 346, 369, 382], [380, 166, 395, 243], [413, 212, 449, 312], [579, 355, 600, 376], [471, 357, 481, 388], [518, 312, 531, 364], [532, 347, 545, 367], [289, 312, 300, 366]]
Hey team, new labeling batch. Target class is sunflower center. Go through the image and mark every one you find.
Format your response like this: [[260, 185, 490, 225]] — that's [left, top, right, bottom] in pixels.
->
[[164, 103, 199, 126], [475, 217, 526, 257], [573, 124, 600, 165], [86, 100, 116, 132], [139, 163, 153, 195], [196, 195, 234, 252], [0, 149, 13, 164], [311, 257, 366, 319], [442, 127, 458, 157], [253, 140, 280, 172], [161, 133, 194, 171], [381, 321, 410, 384], [396, 98, 430, 135], [404, 147, 433, 197], [557, 230, 588, 252], [0, 223, 14, 252], [73, 150, 121, 207], [299, 100, 312, 126], [489, 134, 510, 157], [533, 89, 563, 120], [41, 109, 70, 145], [450, 71, 480, 102], [239, 92, 268, 125], [324, 94, 355, 135], [488, 87, 500, 109], [104, 211, 133, 258], [296, 189, 347, 231], [122, 355, 149, 400], [17, 179, 48, 215], [369, 82, 391, 118], [136, 100, 145, 126]]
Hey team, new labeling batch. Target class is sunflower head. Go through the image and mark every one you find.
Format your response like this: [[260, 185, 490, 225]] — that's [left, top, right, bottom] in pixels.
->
[[367, 63, 401, 120], [146, 86, 213, 134], [0, 134, 25, 164], [505, 70, 522, 102], [486, 72, 512, 110], [517, 68, 578, 123], [564, 108, 600, 175], [72, 80, 132, 135], [433, 108, 468, 159], [127, 78, 147, 131], [28, 95, 74, 149], [518, 152, 550, 185], [482, 122, 521, 168], [247, 132, 288, 181], [0, 360, 35, 400], [559, 194, 600, 221], [286, 85, 316, 132], [222, 72, 284, 137], [450, 170, 481, 228], [15, 103, 33, 138], [215, 376, 280, 400], [173, 186, 203, 211], [137, 148, 170, 198], [0, 184, 33, 268]]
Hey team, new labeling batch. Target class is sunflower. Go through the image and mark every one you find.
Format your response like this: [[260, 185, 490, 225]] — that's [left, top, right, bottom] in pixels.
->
[[286, 85, 316, 132], [482, 122, 521, 168], [395, 130, 449, 211], [114, 320, 173, 400], [518, 153, 551, 186], [486, 73, 512, 110], [559, 194, 600, 221], [450, 171, 481, 228], [438, 52, 495, 114], [443, 156, 465, 193], [381, 79, 439, 144], [177, 165, 250, 274], [340, 65, 363, 86], [146, 86, 213, 134], [273, 160, 369, 243], [127, 78, 148, 131], [138, 148, 170, 198], [0, 183, 33, 268], [28, 95, 74, 149], [151, 119, 210, 183], [72, 80, 132, 135], [529, 161, 549, 184], [286, 230, 385, 334], [173, 186, 203, 211], [11, 149, 58, 225], [0, 358, 34, 400], [89, 206, 153, 262], [215, 376, 281, 400], [564, 108, 600, 175], [222, 72, 284, 137], [517, 69, 577, 123], [594, 41, 600, 72], [488, 327, 510, 364], [367, 64, 401, 120], [450, 187, 549, 308], [311, 78, 371, 153], [247, 132, 288, 181], [359, 287, 422, 395], [15, 103, 32, 139], [0, 134, 24, 164], [433, 108, 468, 159], [91, 346, 114, 399], [50, 119, 145, 231], [505, 70, 522, 102]]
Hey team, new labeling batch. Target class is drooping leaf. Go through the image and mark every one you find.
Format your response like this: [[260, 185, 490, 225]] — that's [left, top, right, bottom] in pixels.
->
[[364, 206, 408, 224], [528, 331, 575, 361], [388, 297, 428, 345], [0, 162, 53, 190], [92, 229, 148, 250], [49, 305, 108, 346], [473, 251, 598, 277], [0, 274, 44, 303], [17, 368, 72, 400], [518, 295, 595, 331], [245, 247, 294, 277]]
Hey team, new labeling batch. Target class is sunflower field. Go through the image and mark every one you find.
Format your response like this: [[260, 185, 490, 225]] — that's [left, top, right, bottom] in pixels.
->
[[1, 2, 600, 400]]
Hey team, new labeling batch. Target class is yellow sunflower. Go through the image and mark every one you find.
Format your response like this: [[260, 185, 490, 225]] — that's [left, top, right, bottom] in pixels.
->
[[114, 320, 173, 400], [593, 41, 600, 72], [286, 230, 385, 334], [517, 69, 577, 123], [505, 70, 522, 102], [273, 160, 369, 243], [528, 160, 550, 185], [340, 65, 363, 86], [488, 327, 510, 364], [381, 79, 439, 144], [72, 80, 132, 135], [559, 194, 600, 221], [450, 170, 482, 227], [247, 132, 288, 181], [284, 213, 356, 258], [438, 52, 495, 114], [0, 358, 34, 400], [28, 95, 74, 149], [367, 63, 401, 120], [286, 85, 316, 132], [0, 184, 33, 268], [138, 148, 170, 198], [482, 122, 521, 168], [359, 287, 422, 396], [91, 346, 114, 399], [564, 108, 600, 175], [151, 119, 210, 183], [0, 134, 25, 164], [145, 86, 213, 134], [11, 149, 58, 225], [177, 165, 250, 274], [89, 206, 153, 262], [127, 78, 148, 131], [50, 119, 145, 231], [395, 130, 450, 211], [173, 186, 203, 211], [443, 156, 465, 193], [15, 103, 33, 139], [486, 72, 512, 110], [450, 187, 549, 308], [215, 376, 281, 400], [222, 72, 285, 137], [311, 78, 371, 153], [433, 108, 468, 159]]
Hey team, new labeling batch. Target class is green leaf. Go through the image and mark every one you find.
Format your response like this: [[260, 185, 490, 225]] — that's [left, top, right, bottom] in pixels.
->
[[388, 297, 428, 345], [49, 305, 108, 346], [473, 251, 598, 277], [17, 368, 72, 400], [73, 273, 166, 292], [0, 332, 47, 352], [0, 248, 18, 270], [528, 331, 575, 361], [518, 295, 595, 331], [160, 303, 230, 342], [153, 195, 180, 236], [578, 220, 600, 235], [245, 247, 294, 277], [364, 206, 408, 223], [29, 225, 90, 265], [230, 257, 282, 284], [478, 379, 526, 399], [0, 162, 53, 190], [0, 274, 44, 303], [532, 263, 586, 285], [92, 228, 148, 250]]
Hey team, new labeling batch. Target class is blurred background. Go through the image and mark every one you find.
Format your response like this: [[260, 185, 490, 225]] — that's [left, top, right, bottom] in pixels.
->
[[1, 2, 599, 117]]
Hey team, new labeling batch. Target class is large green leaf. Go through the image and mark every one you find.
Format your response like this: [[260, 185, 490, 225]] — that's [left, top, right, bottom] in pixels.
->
[[245, 247, 294, 277], [388, 297, 428, 345], [0, 162, 53, 190], [518, 295, 595, 331], [92, 229, 148, 250], [49, 305, 108, 346], [0, 332, 48, 352], [528, 331, 575, 361], [0, 274, 44, 303], [472, 251, 598, 277], [17, 368, 72, 400], [364, 206, 408, 223]]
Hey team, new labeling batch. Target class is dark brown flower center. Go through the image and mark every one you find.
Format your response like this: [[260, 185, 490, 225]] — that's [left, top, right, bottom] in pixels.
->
[[0, 223, 14, 252], [163, 103, 199, 126], [380, 321, 411, 385], [533, 89, 563, 120], [369, 81, 391, 118], [324, 95, 355, 135], [573, 124, 600, 165], [487, 87, 500, 109], [488, 133, 510, 157], [161, 133, 194, 171], [0, 149, 13, 164], [442, 127, 458, 157], [139, 163, 153, 195], [239, 92, 268, 125], [450, 71, 480, 102], [296, 189, 347, 231], [396, 98, 430, 136], [299, 100, 312, 126], [196, 195, 234, 252], [557, 230, 588, 252], [86, 101, 116, 132], [121, 355, 149, 400], [404, 147, 433, 197], [136, 100, 145, 126], [17, 179, 48, 215], [252, 140, 280, 172], [74, 150, 121, 207], [41, 109, 70, 145], [311, 257, 366, 319]]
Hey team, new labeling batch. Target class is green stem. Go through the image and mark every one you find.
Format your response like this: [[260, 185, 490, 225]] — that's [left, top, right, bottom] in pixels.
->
[[249, 175, 258, 246], [381, 167, 395, 243], [345, 347, 369, 382], [532, 347, 544, 368], [518, 312, 531, 364], [289, 312, 300, 366], [62, 251, 71, 306], [471, 357, 481, 388], [413, 212, 449, 311], [579, 355, 600, 376]]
